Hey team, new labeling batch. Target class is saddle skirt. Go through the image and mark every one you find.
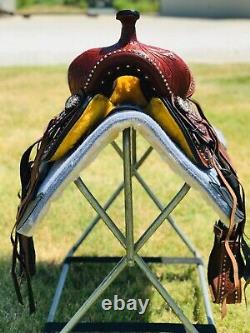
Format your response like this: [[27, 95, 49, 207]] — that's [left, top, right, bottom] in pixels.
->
[[11, 10, 248, 316]]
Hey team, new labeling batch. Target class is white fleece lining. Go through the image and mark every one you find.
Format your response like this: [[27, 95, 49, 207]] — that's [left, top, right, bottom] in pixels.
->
[[17, 111, 242, 237]]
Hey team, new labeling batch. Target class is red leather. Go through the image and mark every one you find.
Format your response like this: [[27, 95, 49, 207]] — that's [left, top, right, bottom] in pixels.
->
[[68, 10, 195, 99]]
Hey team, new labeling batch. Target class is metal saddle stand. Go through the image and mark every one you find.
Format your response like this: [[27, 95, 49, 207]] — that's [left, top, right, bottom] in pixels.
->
[[43, 127, 217, 333]]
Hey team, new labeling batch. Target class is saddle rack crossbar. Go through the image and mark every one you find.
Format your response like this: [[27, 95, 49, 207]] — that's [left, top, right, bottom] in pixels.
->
[[43, 128, 217, 333]]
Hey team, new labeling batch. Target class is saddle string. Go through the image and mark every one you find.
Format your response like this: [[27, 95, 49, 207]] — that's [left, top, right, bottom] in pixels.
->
[[213, 158, 239, 282], [174, 97, 241, 299], [11, 225, 36, 313], [11, 108, 79, 313], [218, 164, 250, 306], [204, 119, 241, 311], [11, 230, 23, 305], [11, 140, 40, 313], [235, 180, 249, 308]]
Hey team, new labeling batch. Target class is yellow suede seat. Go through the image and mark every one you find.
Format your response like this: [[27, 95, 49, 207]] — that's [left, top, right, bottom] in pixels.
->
[[50, 76, 194, 162], [146, 98, 193, 160], [51, 94, 114, 161]]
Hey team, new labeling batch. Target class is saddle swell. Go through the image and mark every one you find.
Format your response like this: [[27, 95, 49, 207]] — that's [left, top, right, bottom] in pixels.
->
[[68, 10, 195, 99]]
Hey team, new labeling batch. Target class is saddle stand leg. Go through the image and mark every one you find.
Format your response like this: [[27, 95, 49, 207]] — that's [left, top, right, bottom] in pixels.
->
[[44, 127, 217, 333]]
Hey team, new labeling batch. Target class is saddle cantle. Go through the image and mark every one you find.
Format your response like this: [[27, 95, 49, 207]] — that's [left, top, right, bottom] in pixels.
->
[[11, 10, 248, 316], [68, 10, 194, 99]]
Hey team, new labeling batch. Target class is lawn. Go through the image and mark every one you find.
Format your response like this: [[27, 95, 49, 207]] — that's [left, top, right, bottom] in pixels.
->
[[16, 0, 159, 15], [0, 64, 250, 333]]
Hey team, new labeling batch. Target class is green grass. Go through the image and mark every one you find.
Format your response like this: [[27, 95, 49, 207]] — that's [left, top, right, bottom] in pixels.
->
[[17, 0, 87, 14], [16, 0, 159, 15], [113, 0, 159, 13], [0, 64, 250, 332]]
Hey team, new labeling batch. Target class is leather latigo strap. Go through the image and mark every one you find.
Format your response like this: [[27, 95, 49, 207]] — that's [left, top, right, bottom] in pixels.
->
[[11, 93, 88, 313], [157, 78, 246, 313], [164, 95, 246, 312]]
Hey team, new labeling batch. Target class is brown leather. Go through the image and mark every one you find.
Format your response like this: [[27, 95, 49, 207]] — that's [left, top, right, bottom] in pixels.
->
[[15, 94, 88, 225], [68, 10, 195, 99], [166, 97, 216, 169], [67, 9, 235, 174], [164, 94, 246, 311], [208, 221, 245, 304], [11, 94, 89, 313]]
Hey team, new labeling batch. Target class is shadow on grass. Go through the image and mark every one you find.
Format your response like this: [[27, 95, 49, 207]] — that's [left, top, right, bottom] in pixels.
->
[[52, 261, 152, 323], [0, 257, 205, 332]]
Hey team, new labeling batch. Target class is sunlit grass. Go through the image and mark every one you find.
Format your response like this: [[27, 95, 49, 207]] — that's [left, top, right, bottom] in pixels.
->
[[16, 0, 158, 15], [0, 64, 250, 332], [17, 4, 87, 15]]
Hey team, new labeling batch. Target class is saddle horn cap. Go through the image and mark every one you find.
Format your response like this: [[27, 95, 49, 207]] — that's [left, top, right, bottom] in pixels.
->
[[116, 9, 140, 22], [116, 9, 140, 44]]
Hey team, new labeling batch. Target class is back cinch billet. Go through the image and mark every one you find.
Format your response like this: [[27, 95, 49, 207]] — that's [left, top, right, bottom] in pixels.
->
[[11, 9, 249, 318]]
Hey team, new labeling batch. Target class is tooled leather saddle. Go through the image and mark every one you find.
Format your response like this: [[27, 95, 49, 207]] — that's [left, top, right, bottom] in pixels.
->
[[12, 10, 249, 316]]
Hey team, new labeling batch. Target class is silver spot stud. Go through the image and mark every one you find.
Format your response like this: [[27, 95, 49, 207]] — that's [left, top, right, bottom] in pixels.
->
[[116, 66, 120, 70], [126, 65, 130, 68], [101, 80, 104, 85], [107, 71, 111, 75], [145, 75, 149, 80], [136, 68, 141, 72]]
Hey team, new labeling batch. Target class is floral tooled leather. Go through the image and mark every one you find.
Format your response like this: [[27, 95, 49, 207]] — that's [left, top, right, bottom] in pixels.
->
[[68, 10, 195, 99]]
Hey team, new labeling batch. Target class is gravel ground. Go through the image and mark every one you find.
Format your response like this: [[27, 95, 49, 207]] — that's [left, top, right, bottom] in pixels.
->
[[1, 14, 250, 66]]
